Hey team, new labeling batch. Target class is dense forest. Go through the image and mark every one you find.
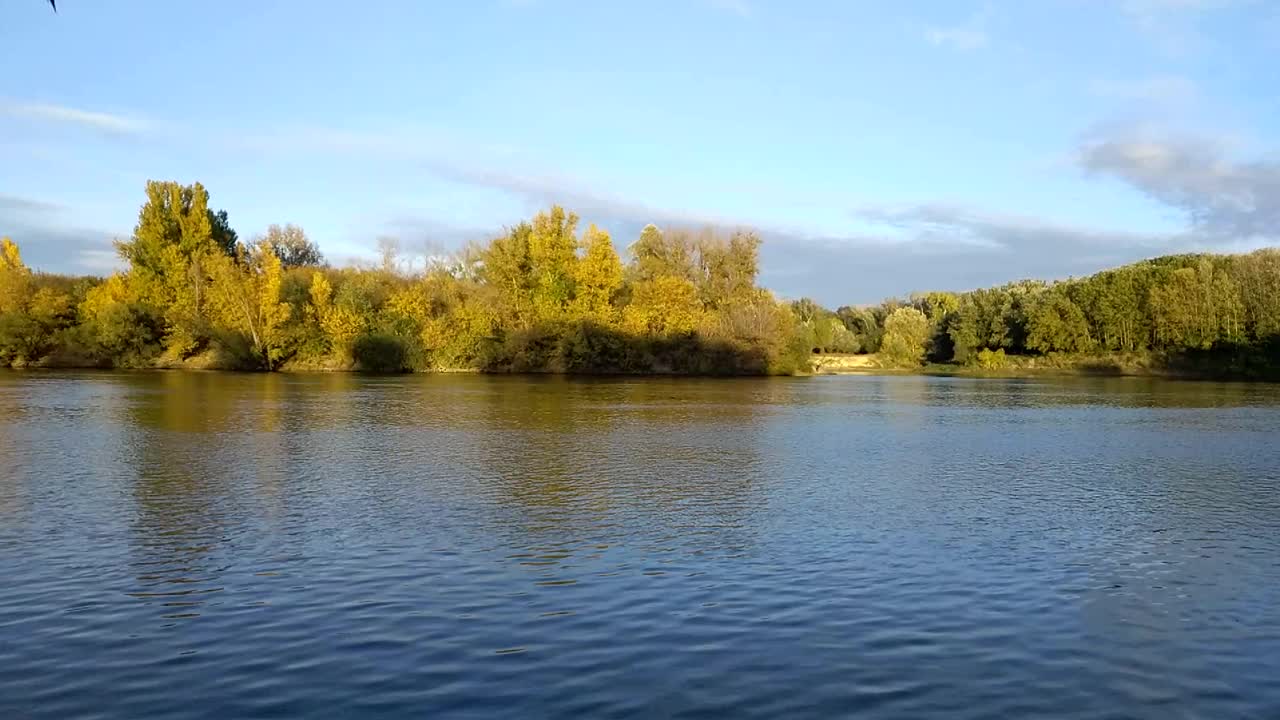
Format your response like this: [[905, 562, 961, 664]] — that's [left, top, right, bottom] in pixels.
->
[[2, 180, 1279, 378]]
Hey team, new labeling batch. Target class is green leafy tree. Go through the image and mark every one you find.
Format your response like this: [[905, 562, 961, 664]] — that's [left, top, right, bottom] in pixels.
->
[[949, 288, 1013, 363], [1150, 259, 1244, 350], [837, 306, 881, 352], [1026, 291, 1092, 354], [1230, 249, 1280, 341], [880, 307, 930, 366]]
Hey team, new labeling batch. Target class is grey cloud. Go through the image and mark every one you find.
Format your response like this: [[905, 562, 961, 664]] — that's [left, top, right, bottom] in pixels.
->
[[743, 204, 1187, 304], [3, 223, 122, 275], [0, 193, 63, 214], [855, 203, 1168, 253], [0, 192, 123, 274], [382, 216, 498, 248], [756, 225, 1189, 306], [1078, 132, 1280, 238]]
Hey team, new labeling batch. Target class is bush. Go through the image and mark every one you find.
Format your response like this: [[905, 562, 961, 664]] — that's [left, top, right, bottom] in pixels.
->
[[558, 322, 637, 373], [976, 347, 1007, 370], [89, 303, 164, 367], [352, 333, 409, 373]]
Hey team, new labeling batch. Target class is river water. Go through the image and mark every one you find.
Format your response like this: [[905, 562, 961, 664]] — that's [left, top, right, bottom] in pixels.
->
[[2, 371, 1279, 718]]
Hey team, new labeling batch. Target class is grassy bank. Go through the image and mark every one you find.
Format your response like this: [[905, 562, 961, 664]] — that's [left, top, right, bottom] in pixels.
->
[[811, 349, 1280, 382]]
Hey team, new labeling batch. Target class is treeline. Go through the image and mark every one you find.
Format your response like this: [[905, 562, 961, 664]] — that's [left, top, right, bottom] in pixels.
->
[[791, 249, 1280, 378], [0, 181, 812, 374], [4, 180, 1280, 377]]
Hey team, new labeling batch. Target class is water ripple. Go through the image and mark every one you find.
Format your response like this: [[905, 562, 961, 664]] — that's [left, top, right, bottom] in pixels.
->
[[2, 372, 1280, 718]]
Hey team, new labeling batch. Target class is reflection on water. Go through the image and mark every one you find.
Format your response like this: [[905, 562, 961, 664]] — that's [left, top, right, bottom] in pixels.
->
[[2, 371, 1280, 718]]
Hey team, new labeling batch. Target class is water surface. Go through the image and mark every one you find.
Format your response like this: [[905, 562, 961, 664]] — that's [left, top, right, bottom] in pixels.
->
[[3, 372, 1280, 718]]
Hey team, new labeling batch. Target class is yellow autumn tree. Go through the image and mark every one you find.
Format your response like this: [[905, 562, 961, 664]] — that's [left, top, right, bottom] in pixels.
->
[[0, 237, 32, 315], [307, 271, 364, 355], [623, 275, 704, 336], [421, 299, 500, 369], [114, 181, 230, 355], [207, 240, 293, 367], [571, 224, 623, 324], [528, 205, 579, 322]]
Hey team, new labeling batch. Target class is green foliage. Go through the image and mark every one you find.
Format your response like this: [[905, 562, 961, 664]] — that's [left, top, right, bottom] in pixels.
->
[[209, 208, 238, 256], [1150, 259, 1243, 350], [880, 307, 930, 366], [1231, 249, 1280, 340], [1026, 292, 1092, 354], [792, 298, 859, 353], [949, 288, 1013, 364], [85, 300, 165, 367], [352, 334, 410, 373], [836, 306, 881, 352]]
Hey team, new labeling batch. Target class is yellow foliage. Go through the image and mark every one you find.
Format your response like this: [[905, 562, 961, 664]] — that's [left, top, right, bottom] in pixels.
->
[[305, 271, 363, 353], [306, 271, 361, 349], [0, 237, 33, 314], [420, 298, 500, 368], [386, 285, 431, 326], [206, 241, 294, 366], [308, 271, 333, 314], [572, 224, 623, 324], [623, 275, 704, 336], [321, 306, 365, 350], [79, 274, 133, 323], [29, 288, 73, 324], [529, 206, 580, 322]]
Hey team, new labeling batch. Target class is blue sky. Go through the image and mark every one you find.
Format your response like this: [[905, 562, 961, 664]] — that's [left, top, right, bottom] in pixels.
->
[[2, 0, 1278, 304]]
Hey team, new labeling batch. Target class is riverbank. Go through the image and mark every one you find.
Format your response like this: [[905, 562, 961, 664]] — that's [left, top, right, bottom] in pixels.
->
[[10, 346, 1279, 381], [813, 351, 1280, 382]]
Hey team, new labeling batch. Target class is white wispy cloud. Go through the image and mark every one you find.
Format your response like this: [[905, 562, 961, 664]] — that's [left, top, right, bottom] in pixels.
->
[[924, 7, 990, 51], [705, 0, 753, 18], [1119, 0, 1253, 53], [1090, 74, 1198, 105], [0, 99, 148, 135], [925, 26, 988, 50]]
